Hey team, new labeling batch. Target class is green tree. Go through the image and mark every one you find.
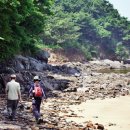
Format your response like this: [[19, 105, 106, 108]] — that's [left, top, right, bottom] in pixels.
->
[[44, 0, 130, 60], [0, 0, 53, 61], [116, 42, 129, 60], [43, 3, 81, 46]]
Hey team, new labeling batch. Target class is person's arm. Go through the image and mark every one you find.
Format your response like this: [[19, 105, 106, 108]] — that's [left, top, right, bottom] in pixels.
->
[[28, 84, 33, 99], [41, 88, 47, 103], [5, 83, 8, 94], [42, 88, 46, 99], [41, 83, 47, 101], [17, 83, 22, 102], [5, 83, 9, 99]]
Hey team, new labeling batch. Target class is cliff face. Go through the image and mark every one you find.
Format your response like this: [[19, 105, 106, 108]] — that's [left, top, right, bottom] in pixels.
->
[[48, 48, 87, 64]]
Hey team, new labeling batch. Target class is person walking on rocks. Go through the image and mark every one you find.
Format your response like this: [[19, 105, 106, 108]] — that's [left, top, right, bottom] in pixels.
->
[[5, 74, 22, 121], [29, 76, 46, 124]]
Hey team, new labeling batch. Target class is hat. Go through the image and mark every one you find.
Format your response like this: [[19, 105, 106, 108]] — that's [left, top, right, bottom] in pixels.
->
[[33, 76, 40, 81], [10, 74, 16, 78]]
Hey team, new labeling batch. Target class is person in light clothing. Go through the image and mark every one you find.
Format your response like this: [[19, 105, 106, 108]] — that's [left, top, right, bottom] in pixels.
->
[[5, 74, 22, 120]]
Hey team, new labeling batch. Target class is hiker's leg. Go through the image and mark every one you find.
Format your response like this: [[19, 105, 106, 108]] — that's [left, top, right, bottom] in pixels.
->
[[36, 99, 41, 113], [32, 105, 40, 120], [7, 100, 13, 118], [12, 100, 18, 119], [34, 99, 43, 124]]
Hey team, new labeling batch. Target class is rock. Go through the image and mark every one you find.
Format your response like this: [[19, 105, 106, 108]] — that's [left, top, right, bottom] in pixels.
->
[[25, 126, 32, 130], [53, 83, 59, 90], [35, 50, 50, 63], [0, 67, 15, 74], [64, 87, 77, 92], [15, 73, 25, 84], [29, 57, 48, 71], [67, 68, 79, 75], [30, 125, 39, 130], [89, 60, 102, 65], [124, 59, 130, 64], [95, 123, 104, 130], [15, 55, 29, 70], [0, 82, 4, 93], [0, 57, 130, 130], [42, 80, 53, 91], [74, 73, 81, 77], [0, 123, 21, 130], [15, 55, 28, 61], [77, 87, 89, 92], [15, 60, 25, 70], [83, 121, 96, 129], [108, 123, 116, 126]]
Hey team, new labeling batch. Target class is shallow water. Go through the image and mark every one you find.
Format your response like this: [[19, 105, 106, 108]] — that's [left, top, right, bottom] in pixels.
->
[[98, 68, 130, 74]]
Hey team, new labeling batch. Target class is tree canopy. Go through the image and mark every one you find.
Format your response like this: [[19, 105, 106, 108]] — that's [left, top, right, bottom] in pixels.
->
[[43, 0, 130, 60], [0, 0, 53, 60]]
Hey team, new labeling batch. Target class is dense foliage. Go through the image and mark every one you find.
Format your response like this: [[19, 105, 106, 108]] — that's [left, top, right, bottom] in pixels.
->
[[43, 0, 130, 60], [0, 0, 53, 60]]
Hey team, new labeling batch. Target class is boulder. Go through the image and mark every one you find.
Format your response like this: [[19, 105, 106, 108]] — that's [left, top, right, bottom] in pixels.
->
[[124, 59, 130, 64], [15, 55, 29, 70], [35, 50, 50, 63], [29, 57, 48, 71], [15, 60, 25, 70], [103, 59, 122, 69], [0, 67, 15, 74]]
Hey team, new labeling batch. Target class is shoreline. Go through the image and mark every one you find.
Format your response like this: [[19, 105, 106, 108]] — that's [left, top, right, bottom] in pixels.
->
[[66, 95, 130, 130]]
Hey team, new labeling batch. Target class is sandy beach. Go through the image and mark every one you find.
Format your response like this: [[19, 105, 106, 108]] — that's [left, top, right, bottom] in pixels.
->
[[66, 95, 130, 130]]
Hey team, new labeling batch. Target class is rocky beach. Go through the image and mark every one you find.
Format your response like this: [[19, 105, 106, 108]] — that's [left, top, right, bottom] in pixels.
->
[[0, 53, 130, 130]]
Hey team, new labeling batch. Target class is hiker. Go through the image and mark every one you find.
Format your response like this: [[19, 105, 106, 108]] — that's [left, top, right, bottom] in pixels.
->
[[29, 76, 46, 124], [5, 74, 22, 120]]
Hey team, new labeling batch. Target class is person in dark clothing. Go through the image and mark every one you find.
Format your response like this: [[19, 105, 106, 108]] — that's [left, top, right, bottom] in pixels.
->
[[29, 76, 46, 124]]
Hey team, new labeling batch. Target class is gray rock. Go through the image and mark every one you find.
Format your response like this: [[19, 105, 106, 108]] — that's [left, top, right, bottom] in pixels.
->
[[29, 58, 47, 71], [0, 123, 21, 130], [35, 50, 50, 63], [15, 55, 30, 70], [15, 60, 25, 70]]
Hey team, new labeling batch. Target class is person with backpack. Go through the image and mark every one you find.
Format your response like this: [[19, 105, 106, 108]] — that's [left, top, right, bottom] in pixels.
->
[[5, 74, 22, 121], [29, 76, 46, 124]]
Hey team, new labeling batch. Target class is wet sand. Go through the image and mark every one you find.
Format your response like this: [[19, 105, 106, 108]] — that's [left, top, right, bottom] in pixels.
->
[[67, 95, 130, 130]]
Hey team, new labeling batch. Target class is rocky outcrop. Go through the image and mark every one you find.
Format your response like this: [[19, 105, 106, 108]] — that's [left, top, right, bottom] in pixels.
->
[[0, 55, 80, 94], [1, 56, 130, 129], [35, 50, 50, 63]]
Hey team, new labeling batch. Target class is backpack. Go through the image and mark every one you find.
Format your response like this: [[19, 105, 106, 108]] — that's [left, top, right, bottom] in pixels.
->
[[34, 84, 42, 97]]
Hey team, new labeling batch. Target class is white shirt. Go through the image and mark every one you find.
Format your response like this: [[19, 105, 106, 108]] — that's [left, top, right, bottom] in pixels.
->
[[6, 79, 21, 100]]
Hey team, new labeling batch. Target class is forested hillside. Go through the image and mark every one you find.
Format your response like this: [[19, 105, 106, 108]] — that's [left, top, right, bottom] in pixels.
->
[[0, 0, 130, 61], [43, 0, 130, 60], [0, 0, 53, 60]]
